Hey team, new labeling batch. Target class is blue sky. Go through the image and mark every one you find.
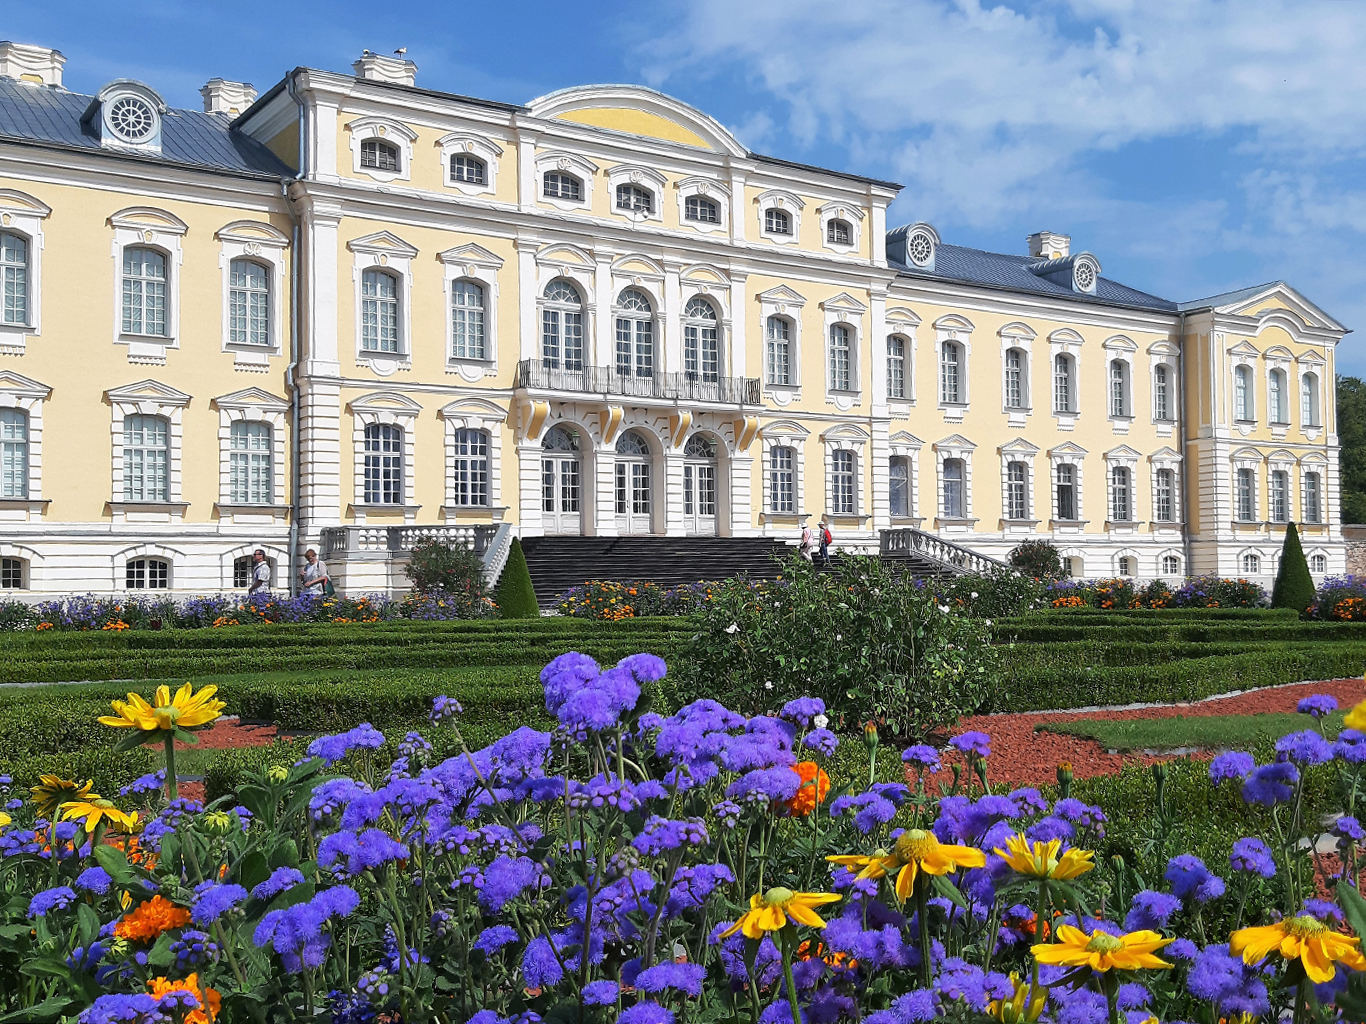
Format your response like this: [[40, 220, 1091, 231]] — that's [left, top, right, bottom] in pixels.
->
[[9, 1, 1366, 369]]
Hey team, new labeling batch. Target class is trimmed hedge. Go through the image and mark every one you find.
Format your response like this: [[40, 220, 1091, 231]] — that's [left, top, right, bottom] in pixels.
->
[[0, 746, 158, 796], [997, 621, 1366, 644], [1009, 607, 1298, 623]]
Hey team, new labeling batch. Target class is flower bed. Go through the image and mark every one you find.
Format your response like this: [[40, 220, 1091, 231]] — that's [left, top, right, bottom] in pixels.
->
[[556, 580, 716, 619], [1310, 576, 1366, 620], [1046, 576, 1268, 610]]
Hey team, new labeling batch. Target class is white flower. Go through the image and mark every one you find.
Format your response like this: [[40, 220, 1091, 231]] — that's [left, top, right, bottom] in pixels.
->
[[835, 634, 842, 641], [813, 714, 829, 730], [970, 592, 979, 599], [764, 681, 774, 690], [938, 605, 950, 614], [725, 622, 739, 634], [985, 619, 993, 627]]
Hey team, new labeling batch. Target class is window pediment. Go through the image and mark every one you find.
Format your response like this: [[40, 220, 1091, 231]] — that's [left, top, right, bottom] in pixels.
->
[[934, 314, 975, 335], [438, 243, 504, 270], [999, 438, 1040, 455], [347, 231, 419, 259], [820, 292, 868, 315], [1102, 334, 1138, 352], [889, 431, 924, 449], [681, 263, 729, 287], [108, 207, 188, 236], [934, 434, 977, 451], [1048, 441, 1088, 458], [0, 370, 51, 401], [0, 189, 51, 219], [999, 321, 1037, 341], [536, 242, 595, 269], [349, 391, 423, 417], [760, 419, 810, 440], [105, 379, 191, 408], [757, 284, 807, 308], [213, 388, 289, 413], [1149, 446, 1182, 464], [1105, 444, 1142, 461], [821, 423, 870, 443], [215, 220, 289, 248], [886, 307, 922, 328], [611, 253, 666, 279], [440, 397, 507, 423]]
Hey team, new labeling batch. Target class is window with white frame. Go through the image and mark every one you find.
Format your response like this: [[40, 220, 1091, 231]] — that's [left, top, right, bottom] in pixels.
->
[[449, 153, 486, 185], [941, 341, 963, 403], [1, 231, 28, 326], [831, 450, 856, 514], [228, 420, 272, 504], [541, 280, 584, 371], [829, 324, 853, 392], [827, 219, 852, 245], [685, 196, 719, 223], [1270, 469, 1289, 523], [123, 414, 169, 501], [361, 269, 401, 354], [126, 557, 169, 590], [1241, 553, 1260, 575], [1162, 554, 1180, 575], [451, 428, 490, 507], [1110, 465, 1132, 521], [942, 458, 965, 517], [1154, 364, 1172, 420], [361, 139, 400, 172], [0, 408, 27, 498], [765, 208, 791, 235], [1005, 461, 1029, 520], [1056, 464, 1077, 520], [1109, 359, 1130, 417], [1269, 369, 1288, 424], [1236, 467, 1256, 522], [1005, 348, 1026, 410], [1234, 365, 1254, 421], [887, 335, 907, 400], [122, 248, 167, 337], [450, 280, 486, 360], [889, 456, 910, 516], [1054, 354, 1075, 413], [228, 259, 270, 347], [683, 296, 719, 383], [615, 184, 653, 215], [769, 446, 795, 513], [543, 172, 583, 201], [0, 556, 23, 588], [766, 316, 792, 386], [614, 288, 654, 379], [614, 431, 652, 516], [363, 423, 404, 505], [1304, 471, 1322, 524], [1312, 554, 1328, 574], [1302, 372, 1321, 426], [1154, 468, 1175, 522], [1118, 556, 1136, 577]]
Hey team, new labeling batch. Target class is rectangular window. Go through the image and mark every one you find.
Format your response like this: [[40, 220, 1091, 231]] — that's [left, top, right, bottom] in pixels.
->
[[1154, 365, 1170, 420], [942, 458, 964, 518], [122, 414, 169, 502], [1056, 464, 1076, 520], [122, 247, 167, 337], [361, 270, 400, 353], [1054, 355, 1073, 413], [887, 336, 906, 400], [0, 408, 28, 499], [1005, 349, 1024, 409], [126, 558, 169, 590], [228, 420, 272, 504], [770, 446, 795, 513], [1270, 469, 1289, 523], [1, 231, 28, 326], [229, 259, 270, 346], [1304, 472, 1322, 524], [1111, 466, 1131, 522], [543, 173, 582, 201], [363, 423, 404, 505], [941, 343, 961, 404], [830, 325, 852, 391], [766, 318, 791, 386], [1155, 468, 1174, 522], [889, 456, 910, 517], [1006, 461, 1028, 519], [1236, 467, 1256, 522], [1110, 360, 1128, 417], [361, 140, 399, 171], [0, 557, 22, 589], [831, 450, 855, 514], [451, 280, 486, 360], [452, 428, 489, 507]]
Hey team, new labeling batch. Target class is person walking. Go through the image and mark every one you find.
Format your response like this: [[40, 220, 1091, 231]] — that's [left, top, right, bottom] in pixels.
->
[[799, 522, 816, 562], [818, 519, 833, 566], [247, 548, 271, 597], [299, 548, 332, 596]]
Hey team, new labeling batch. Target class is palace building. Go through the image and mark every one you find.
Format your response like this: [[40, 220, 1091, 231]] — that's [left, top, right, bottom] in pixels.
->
[[0, 41, 1348, 595]]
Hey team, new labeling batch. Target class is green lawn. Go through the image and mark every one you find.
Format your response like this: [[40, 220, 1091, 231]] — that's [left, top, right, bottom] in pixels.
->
[[1036, 710, 1343, 752]]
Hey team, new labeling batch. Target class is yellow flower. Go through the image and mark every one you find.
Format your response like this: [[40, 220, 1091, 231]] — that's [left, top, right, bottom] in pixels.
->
[[989, 972, 1047, 1023], [60, 798, 139, 833], [719, 887, 842, 939], [1231, 915, 1366, 983], [828, 828, 986, 902], [995, 834, 1095, 880], [0, 810, 10, 827], [1346, 699, 1366, 732], [1032, 924, 1172, 972], [99, 683, 225, 732], [30, 775, 95, 818]]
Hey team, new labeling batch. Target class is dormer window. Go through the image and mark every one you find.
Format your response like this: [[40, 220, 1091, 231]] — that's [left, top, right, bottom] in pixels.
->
[[685, 196, 719, 223], [361, 139, 400, 172], [449, 153, 485, 185], [765, 208, 791, 235], [616, 184, 653, 215], [827, 219, 852, 245], [544, 172, 582, 201], [1073, 260, 1096, 292], [108, 96, 156, 144], [84, 80, 166, 153]]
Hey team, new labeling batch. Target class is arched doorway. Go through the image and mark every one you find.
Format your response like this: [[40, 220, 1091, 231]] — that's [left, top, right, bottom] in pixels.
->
[[614, 430, 653, 534], [541, 426, 581, 534], [682, 433, 718, 536]]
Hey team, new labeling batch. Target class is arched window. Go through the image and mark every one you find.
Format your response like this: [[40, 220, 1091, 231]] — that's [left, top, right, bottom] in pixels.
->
[[1269, 369, 1287, 423], [1162, 554, 1181, 576], [452, 428, 490, 507], [1234, 365, 1254, 421], [1311, 554, 1328, 574], [449, 153, 486, 184], [683, 434, 718, 522], [1054, 354, 1075, 413], [1109, 359, 1130, 417], [0, 556, 24, 589], [615, 184, 653, 214], [614, 288, 654, 379], [0, 408, 28, 499], [1154, 364, 1171, 420], [887, 336, 907, 400], [942, 458, 965, 518], [228, 259, 270, 346], [1304, 471, 1322, 524], [940, 341, 962, 404], [543, 172, 583, 201], [683, 296, 719, 383], [829, 324, 853, 392], [541, 280, 584, 371], [450, 280, 486, 360], [615, 430, 652, 519], [889, 456, 910, 517], [1056, 464, 1077, 520], [361, 268, 400, 353], [1154, 468, 1175, 522], [1005, 461, 1029, 519], [123, 414, 169, 502], [769, 445, 796, 513], [764, 208, 791, 235], [1241, 553, 1260, 575], [766, 316, 792, 386], [1, 231, 29, 326], [229, 420, 272, 504], [831, 450, 856, 514], [363, 423, 404, 505], [1118, 556, 1136, 577], [1110, 466, 1132, 522], [541, 426, 581, 523], [826, 219, 852, 245], [360, 139, 399, 172], [1004, 348, 1026, 409], [1236, 467, 1256, 522], [1302, 373, 1321, 426], [684, 196, 719, 223], [122, 247, 167, 336], [1270, 469, 1289, 523], [126, 557, 169, 590]]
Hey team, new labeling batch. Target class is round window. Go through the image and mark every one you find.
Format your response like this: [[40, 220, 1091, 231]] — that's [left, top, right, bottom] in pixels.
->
[[1074, 261, 1096, 291], [908, 232, 934, 267], [108, 96, 157, 143]]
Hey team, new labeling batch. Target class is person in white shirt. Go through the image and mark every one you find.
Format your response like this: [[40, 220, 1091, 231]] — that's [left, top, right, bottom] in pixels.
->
[[247, 548, 271, 597], [299, 548, 331, 595]]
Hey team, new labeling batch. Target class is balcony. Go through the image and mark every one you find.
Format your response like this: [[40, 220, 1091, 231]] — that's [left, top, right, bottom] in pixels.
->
[[516, 360, 761, 405]]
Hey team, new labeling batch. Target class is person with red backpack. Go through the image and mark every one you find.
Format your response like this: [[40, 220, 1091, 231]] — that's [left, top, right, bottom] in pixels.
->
[[818, 518, 833, 566]]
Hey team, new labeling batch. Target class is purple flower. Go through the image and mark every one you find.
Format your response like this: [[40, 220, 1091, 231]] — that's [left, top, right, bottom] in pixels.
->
[[317, 829, 408, 879], [1165, 855, 1223, 903], [633, 816, 708, 855], [1337, 816, 1365, 842], [865, 989, 937, 1024], [949, 731, 990, 759], [1209, 751, 1255, 784], [477, 856, 544, 912], [473, 925, 518, 956], [830, 784, 909, 833], [251, 867, 305, 901], [1167, 937, 1199, 962], [636, 961, 705, 997], [1276, 729, 1334, 765], [902, 744, 942, 772], [430, 695, 463, 723], [78, 993, 167, 1024], [1187, 944, 1269, 1017], [169, 929, 218, 969], [618, 1003, 674, 1024], [29, 886, 77, 917], [1337, 730, 1366, 764], [1124, 890, 1182, 931], [803, 729, 839, 756], [780, 697, 826, 727], [307, 724, 386, 766], [1230, 837, 1277, 878], [192, 883, 247, 925], [727, 766, 799, 805], [617, 653, 667, 684], [521, 934, 563, 989], [1298, 694, 1339, 718], [76, 866, 113, 895], [1242, 761, 1299, 806], [1302, 898, 1346, 925], [583, 980, 619, 1005]]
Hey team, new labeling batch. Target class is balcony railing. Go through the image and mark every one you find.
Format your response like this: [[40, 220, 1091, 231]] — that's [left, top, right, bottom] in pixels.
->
[[516, 360, 760, 405], [320, 523, 502, 559], [879, 527, 1008, 576]]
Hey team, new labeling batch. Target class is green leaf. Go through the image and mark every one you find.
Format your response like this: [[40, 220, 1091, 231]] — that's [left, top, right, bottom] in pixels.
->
[[0, 995, 81, 1023], [19, 960, 72, 982], [114, 730, 155, 753], [239, 850, 270, 892], [93, 844, 131, 878], [76, 903, 100, 949], [147, 932, 175, 969], [931, 874, 968, 910], [1339, 880, 1366, 942]]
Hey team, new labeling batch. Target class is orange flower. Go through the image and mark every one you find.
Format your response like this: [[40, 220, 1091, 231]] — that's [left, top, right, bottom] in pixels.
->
[[148, 975, 221, 1024], [116, 895, 192, 942], [787, 761, 830, 816]]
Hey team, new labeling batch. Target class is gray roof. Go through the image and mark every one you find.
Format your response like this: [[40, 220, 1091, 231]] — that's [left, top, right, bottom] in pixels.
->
[[0, 77, 292, 178], [1176, 282, 1283, 312], [893, 243, 1177, 313]]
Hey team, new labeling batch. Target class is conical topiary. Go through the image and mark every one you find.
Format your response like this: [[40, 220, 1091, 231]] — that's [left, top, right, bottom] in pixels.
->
[[494, 537, 540, 619], [1271, 521, 1316, 614]]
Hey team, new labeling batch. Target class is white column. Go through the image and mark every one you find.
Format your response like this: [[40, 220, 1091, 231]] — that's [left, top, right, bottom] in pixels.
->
[[869, 292, 888, 417], [515, 239, 537, 362], [595, 443, 617, 537], [516, 441, 545, 537], [870, 420, 891, 532], [663, 263, 682, 374], [729, 271, 748, 379], [309, 99, 339, 182], [594, 256, 614, 370], [730, 453, 755, 536], [663, 451, 686, 536]]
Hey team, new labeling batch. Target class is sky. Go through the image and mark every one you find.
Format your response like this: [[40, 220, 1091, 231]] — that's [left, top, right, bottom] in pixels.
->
[[7, 0, 1366, 369]]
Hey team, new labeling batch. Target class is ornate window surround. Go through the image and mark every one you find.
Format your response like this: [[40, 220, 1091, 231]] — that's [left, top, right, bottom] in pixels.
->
[[105, 379, 191, 521], [439, 397, 508, 519], [759, 420, 809, 522], [348, 391, 422, 523], [348, 230, 418, 376], [1146, 339, 1179, 436], [0, 189, 51, 354], [1227, 340, 1261, 433], [675, 176, 729, 235], [821, 292, 866, 409], [821, 423, 869, 522], [535, 151, 597, 212], [216, 220, 289, 371], [755, 189, 804, 245], [885, 306, 920, 408], [109, 207, 187, 365], [758, 285, 807, 404], [607, 165, 667, 225], [1230, 446, 1263, 526], [346, 116, 417, 184], [999, 321, 1036, 426], [1262, 345, 1294, 436], [1295, 349, 1326, 438], [997, 437, 1040, 531], [887, 431, 924, 523], [212, 387, 289, 518], [932, 433, 977, 529], [1047, 328, 1084, 430], [817, 200, 864, 256], [112, 543, 181, 592], [1148, 446, 1183, 528], [1103, 334, 1138, 433], [934, 314, 974, 421], [1047, 441, 1088, 529], [437, 242, 504, 381], [1103, 444, 1142, 531], [436, 132, 502, 197], [1267, 448, 1296, 523], [0, 369, 51, 517]]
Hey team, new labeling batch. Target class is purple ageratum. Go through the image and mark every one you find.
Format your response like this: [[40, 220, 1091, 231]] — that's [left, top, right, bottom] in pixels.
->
[[317, 829, 409, 880], [1209, 751, 1255, 784], [1165, 855, 1225, 903], [1242, 761, 1299, 806], [1230, 837, 1277, 878], [307, 723, 386, 767], [1337, 816, 1366, 843], [253, 885, 359, 974], [1276, 729, 1334, 766], [1187, 943, 1270, 1017], [616, 653, 667, 684], [521, 934, 564, 989], [1337, 729, 1366, 764], [582, 980, 619, 1006], [477, 856, 545, 912], [780, 696, 826, 727], [473, 925, 518, 956], [830, 784, 909, 834], [77, 993, 167, 1024], [76, 866, 113, 895], [864, 989, 938, 1024], [636, 961, 705, 997], [29, 885, 77, 917], [949, 731, 991, 759], [803, 729, 839, 756], [902, 745, 942, 773], [618, 1004, 674, 1024], [430, 696, 463, 724], [1124, 890, 1183, 930], [250, 867, 305, 901], [727, 766, 799, 806], [632, 816, 709, 856], [1297, 694, 1339, 718], [309, 778, 370, 823], [540, 652, 602, 713], [191, 883, 247, 925]]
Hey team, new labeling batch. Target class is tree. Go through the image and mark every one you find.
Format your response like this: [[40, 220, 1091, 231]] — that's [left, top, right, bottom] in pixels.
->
[[494, 538, 540, 619], [1271, 521, 1315, 614], [1336, 376, 1366, 522], [1008, 539, 1065, 579]]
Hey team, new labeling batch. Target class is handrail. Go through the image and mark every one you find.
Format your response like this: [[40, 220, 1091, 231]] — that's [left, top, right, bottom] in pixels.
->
[[319, 523, 501, 559], [879, 527, 1009, 576], [515, 359, 760, 405]]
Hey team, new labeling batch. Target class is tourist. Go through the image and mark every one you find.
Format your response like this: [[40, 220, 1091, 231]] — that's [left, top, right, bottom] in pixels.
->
[[819, 519, 833, 566], [300, 548, 332, 596], [799, 522, 816, 561], [247, 549, 271, 598]]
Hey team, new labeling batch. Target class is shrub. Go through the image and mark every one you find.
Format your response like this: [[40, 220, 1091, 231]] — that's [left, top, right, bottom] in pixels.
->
[[1309, 575, 1366, 620], [1008, 538, 1065, 578], [493, 538, 540, 619], [404, 537, 492, 606], [933, 567, 1050, 618], [557, 580, 714, 619], [1272, 521, 1315, 614], [670, 553, 997, 736]]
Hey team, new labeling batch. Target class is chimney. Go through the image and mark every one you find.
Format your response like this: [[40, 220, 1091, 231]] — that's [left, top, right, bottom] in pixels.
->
[[352, 50, 417, 87], [200, 78, 258, 116], [0, 41, 65, 87], [1027, 230, 1071, 260]]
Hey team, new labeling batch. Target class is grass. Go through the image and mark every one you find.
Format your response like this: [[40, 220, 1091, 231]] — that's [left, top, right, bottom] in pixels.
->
[[1037, 711, 1344, 752]]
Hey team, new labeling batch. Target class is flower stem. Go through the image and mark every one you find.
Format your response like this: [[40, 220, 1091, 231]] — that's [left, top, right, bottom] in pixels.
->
[[914, 873, 933, 989], [163, 732, 178, 802], [780, 927, 803, 1024]]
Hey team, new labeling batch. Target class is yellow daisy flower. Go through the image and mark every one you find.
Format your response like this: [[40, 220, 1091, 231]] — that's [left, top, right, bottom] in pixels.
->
[[719, 887, 842, 939], [30, 775, 95, 819], [989, 972, 1047, 1023], [994, 834, 1095, 880], [1346, 698, 1366, 732], [829, 828, 986, 902], [60, 798, 140, 833], [99, 683, 225, 732], [1032, 924, 1172, 972], [1231, 915, 1366, 984]]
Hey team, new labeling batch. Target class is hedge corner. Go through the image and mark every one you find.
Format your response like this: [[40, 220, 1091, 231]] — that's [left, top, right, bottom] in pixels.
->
[[1271, 521, 1316, 615], [494, 538, 541, 619]]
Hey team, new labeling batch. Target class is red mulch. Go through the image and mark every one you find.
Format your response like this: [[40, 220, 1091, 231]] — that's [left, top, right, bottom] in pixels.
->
[[175, 717, 282, 805]]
